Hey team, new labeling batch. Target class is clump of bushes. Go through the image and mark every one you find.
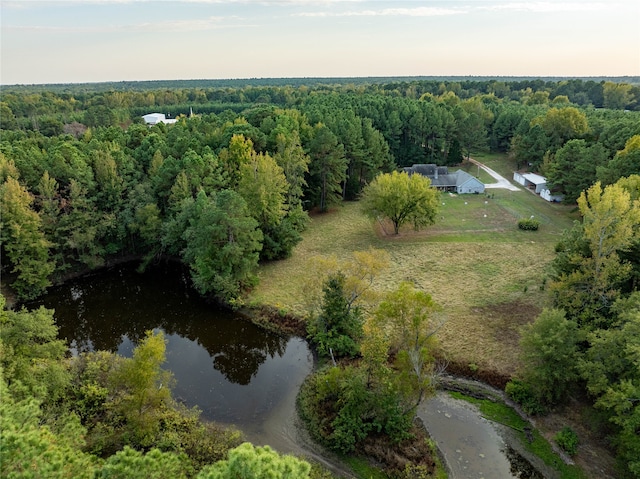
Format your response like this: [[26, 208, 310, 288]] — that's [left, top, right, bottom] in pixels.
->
[[554, 426, 579, 456], [505, 379, 547, 415], [518, 217, 540, 231], [297, 365, 413, 454]]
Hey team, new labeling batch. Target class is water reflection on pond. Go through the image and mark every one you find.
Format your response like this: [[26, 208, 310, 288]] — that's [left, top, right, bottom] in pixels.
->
[[29, 261, 313, 426]]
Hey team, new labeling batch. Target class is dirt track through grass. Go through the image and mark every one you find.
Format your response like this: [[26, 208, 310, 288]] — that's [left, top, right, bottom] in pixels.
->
[[250, 181, 578, 377]]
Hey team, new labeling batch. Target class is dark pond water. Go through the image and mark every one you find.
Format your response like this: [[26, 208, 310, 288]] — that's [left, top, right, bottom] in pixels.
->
[[29, 261, 313, 428]]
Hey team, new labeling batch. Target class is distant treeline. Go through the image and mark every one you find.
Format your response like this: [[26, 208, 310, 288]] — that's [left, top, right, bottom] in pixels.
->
[[3, 75, 640, 92]]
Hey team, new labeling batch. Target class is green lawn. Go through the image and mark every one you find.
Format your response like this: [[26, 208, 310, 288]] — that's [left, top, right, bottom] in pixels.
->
[[423, 190, 576, 242]]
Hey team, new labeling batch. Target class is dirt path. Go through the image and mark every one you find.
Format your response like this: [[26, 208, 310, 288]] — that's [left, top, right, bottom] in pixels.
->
[[469, 158, 521, 191]]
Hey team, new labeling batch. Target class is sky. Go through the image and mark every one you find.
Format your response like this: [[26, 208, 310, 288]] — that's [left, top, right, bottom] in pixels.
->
[[1, 0, 639, 85]]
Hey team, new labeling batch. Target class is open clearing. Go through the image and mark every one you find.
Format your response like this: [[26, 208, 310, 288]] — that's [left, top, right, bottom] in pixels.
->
[[249, 160, 578, 378]]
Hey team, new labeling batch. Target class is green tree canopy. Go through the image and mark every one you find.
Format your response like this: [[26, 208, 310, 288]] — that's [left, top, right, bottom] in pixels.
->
[[99, 447, 189, 479], [0, 177, 55, 299], [516, 308, 581, 405], [546, 139, 610, 202], [196, 442, 310, 479], [374, 282, 442, 409], [307, 124, 347, 212], [0, 371, 98, 479], [307, 272, 364, 359], [533, 106, 589, 149], [551, 180, 640, 327], [181, 189, 263, 304], [110, 330, 173, 440], [360, 170, 439, 234], [597, 135, 640, 186]]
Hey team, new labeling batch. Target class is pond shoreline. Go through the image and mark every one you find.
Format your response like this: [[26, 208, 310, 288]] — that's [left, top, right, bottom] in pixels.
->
[[428, 375, 574, 479], [5, 259, 586, 478]]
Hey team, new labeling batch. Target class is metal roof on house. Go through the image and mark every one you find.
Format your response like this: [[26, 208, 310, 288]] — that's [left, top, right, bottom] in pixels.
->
[[428, 173, 458, 187], [405, 164, 448, 177], [403, 164, 484, 188], [453, 169, 482, 187]]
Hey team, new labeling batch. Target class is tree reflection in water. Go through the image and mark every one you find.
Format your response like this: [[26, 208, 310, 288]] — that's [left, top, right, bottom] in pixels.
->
[[29, 261, 290, 385]]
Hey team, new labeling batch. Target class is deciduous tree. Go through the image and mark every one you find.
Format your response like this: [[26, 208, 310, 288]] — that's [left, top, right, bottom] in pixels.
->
[[110, 330, 173, 441], [551, 180, 640, 327], [517, 309, 581, 405], [0, 177, 55, 299], [597, 135, 640, 186], [533, 107, 589, 149], [374, 282, 442, 410], [603, 81, 635, 110], [360, 171, 439, 235]]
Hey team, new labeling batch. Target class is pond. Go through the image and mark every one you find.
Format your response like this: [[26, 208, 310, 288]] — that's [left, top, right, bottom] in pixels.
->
[[29, 261, 548, 478], [29, 261, 314, 436]]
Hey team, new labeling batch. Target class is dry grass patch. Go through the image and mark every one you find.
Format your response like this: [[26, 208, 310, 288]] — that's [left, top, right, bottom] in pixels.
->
[[250, 201, 559, 378]]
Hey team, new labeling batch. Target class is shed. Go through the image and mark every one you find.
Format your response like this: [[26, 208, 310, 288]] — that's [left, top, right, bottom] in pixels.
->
[[540, 189, 564, 203], [513, 172, 548, 193]]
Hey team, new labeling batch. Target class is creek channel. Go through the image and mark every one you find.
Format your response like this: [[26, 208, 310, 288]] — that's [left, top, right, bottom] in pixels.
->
[[30, 261, 547, 478]]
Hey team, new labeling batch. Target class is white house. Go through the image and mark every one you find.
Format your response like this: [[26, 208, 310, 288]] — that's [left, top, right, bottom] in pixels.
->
[[142, 113, 178, 126], [450, 170, 485, 194]]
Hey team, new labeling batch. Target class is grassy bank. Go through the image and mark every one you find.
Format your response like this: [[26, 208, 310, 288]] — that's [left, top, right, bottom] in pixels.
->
[[449, 391, 588, 479], [249, 166, 578, 378]]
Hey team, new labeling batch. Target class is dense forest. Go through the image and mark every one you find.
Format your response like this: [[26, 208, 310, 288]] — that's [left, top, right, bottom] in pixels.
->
[[2, 78, 639, 302], [2, 77, 640, 477]]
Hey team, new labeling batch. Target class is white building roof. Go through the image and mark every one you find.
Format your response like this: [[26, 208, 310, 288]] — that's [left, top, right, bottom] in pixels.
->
[[142, 113, 177, 125], [521, 173, 547, 185]]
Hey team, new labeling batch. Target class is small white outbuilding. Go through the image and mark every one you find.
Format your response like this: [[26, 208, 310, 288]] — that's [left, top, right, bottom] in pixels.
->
[[513, 172, 547, 193]]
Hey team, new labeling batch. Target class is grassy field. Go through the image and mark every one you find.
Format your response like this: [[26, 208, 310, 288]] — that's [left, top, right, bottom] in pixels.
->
[[249, 156, 579, 378]]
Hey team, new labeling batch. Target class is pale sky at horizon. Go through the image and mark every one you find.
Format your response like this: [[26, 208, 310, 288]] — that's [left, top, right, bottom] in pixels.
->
[[1, 0, 639, 85]]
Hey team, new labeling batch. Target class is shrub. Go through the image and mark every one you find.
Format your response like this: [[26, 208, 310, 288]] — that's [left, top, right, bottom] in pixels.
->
[[505, 379, 547, 415], [518, 218, 540, 231], [554, 427, 579, 456]]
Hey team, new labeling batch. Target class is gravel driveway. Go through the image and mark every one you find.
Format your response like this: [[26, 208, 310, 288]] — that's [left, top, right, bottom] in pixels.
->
[[469, 158, 521, 191]]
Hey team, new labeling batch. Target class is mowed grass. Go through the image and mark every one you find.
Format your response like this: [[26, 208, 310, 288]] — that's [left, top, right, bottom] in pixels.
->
[[249, 158, 579, 377], [420, 189, 575, 242]]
